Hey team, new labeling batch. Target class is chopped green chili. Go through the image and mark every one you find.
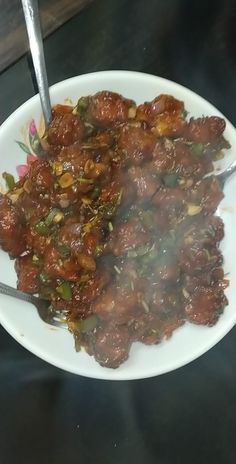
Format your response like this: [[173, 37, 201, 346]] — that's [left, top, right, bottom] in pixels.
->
[[80, 315, 98, 333], [56, 282, 72, 301], [45, 208, 63, 226]]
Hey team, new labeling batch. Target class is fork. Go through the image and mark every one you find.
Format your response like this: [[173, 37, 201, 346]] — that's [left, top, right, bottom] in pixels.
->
[[215, 159, 236, 187], [0, 282, 68, 329]]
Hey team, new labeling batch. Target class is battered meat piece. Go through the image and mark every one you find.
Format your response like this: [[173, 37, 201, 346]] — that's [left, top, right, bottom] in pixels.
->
[[109, 217, 150, 256], [188, 177, 223, 214], [43, 245, 79, 281], [186, 116, 226, 143], [128, 165, 160, 200], [27, 159, 55, 192], [92, 324, 131, 368], [118, 123, 157, 165], [0, 195, 26, 257], [136, 94, 184, 125], [85, 91, 134, 127], [184, 286, 227, 326], [92, 285, 138, 324], [15, 254, 40, 293], [47, 113, 85, 146]]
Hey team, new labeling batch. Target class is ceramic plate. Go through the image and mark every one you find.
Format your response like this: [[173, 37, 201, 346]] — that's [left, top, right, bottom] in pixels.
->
[[0, 71, 235, 380]]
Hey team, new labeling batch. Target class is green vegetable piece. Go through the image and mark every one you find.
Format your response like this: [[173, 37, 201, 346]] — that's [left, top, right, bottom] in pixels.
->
[[34, 221, 49, 235], [162, 173, 178, 188], [2, 172, 15, 191], [94, 243, 106, 257], [80, 315, 98, 333], [77, 177, 94, 185], [98, 190, 123, 218], [74, 96, 89, 118], [141, 246, 158, 264], [192, 143, 204, 157], [56, 244, 71, 257], [127, 243, 154, 259], [56, 282, 72, 301], [44, 208, 62, 226], [90, 185, 100, 200], [38, 272, 51, 284], [139, 210, 153, 230]]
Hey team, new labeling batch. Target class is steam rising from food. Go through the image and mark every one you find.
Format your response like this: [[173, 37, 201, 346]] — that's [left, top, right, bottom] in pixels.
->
[[0, 91, 230, 368]]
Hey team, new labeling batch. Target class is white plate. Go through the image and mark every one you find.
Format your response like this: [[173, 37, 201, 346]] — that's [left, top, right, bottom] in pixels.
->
[[0, 71, 235, 380]]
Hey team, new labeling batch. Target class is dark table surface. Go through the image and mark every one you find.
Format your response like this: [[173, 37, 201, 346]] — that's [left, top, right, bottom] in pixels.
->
[[0, 0, 236, 463]]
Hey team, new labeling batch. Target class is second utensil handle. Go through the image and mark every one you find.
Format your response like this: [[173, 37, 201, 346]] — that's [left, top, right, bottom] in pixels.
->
[[21, 0, 52, 127]]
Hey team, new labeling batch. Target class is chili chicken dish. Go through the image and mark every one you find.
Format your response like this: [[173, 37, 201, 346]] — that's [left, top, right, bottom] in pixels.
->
[[0, 91, 230, 368]]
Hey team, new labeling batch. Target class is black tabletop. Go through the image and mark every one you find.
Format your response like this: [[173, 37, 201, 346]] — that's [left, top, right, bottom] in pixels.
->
[[0, 1, 236, 463]]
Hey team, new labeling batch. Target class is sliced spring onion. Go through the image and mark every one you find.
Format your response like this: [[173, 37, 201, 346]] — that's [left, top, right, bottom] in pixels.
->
[[141, 246, 158, 264], [38, 272, 51, 284], [56, 244, 71, 257], [45, 208, 64, 226], [2, 172, 15, 191], [73, 96, 89, 118], [56, 282, 72, 301], [77, 177, 94, 184], [127, 243, 153, 259], [34, 221, 49, 235], [114, 265, 121, 274], [94, 243, 106, 257]]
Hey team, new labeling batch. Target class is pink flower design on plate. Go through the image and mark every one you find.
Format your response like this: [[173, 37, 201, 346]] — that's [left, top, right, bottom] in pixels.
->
[[16, 118, 41, 177], [16, 154, 38, 178]]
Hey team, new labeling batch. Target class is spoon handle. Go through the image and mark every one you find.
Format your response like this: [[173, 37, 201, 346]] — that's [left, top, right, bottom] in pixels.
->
[[21, 0, 52, 127]]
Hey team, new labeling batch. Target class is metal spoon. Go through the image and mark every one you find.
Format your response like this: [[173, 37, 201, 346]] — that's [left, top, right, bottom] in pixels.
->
[[21, 0, 52, 127]]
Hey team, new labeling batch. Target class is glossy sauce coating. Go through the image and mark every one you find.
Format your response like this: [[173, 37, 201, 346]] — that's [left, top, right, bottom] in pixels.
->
[[0, 91, 230, 368]]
